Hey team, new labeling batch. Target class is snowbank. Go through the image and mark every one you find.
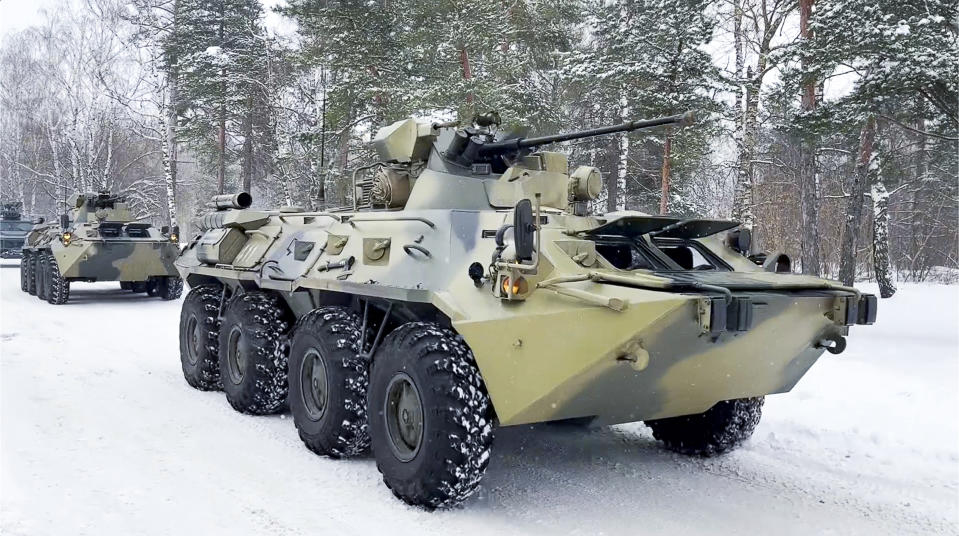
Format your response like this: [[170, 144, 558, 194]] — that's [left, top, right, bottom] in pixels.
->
[[1, 264, 956, 535]]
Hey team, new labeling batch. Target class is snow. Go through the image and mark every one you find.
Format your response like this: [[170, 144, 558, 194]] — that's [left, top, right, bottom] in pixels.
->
[[1, 261, 957, 535]]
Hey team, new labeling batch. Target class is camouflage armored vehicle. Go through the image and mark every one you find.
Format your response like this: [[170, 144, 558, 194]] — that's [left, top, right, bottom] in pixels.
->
[[21, 192, 183, 304], [1, 202, 34, 258], [174, 112, 877, 509]]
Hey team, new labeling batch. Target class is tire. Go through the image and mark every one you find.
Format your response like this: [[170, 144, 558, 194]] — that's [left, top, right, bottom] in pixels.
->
[[20, 253, 30, 292], [36, 252, 50, 301], [179, 284, 223, 390], [288, 307, 370, 458], [645, 397, 764, 457], [156, 276, 183, 300], [368, 322, 494, 509], [131, 281, 148, 293], [218, 291, 292, 414], [26, 253, 37, 295], [120, 281, 133, 291], [145, 280, 158, 296], [46, 254, 70, 305]]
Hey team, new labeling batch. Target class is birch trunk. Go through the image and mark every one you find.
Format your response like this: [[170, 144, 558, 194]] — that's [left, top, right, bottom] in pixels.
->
[[838, 115, 875, 285], [734, 65, 758, 229], [615, 92, 628, 211], [731, 0, 746, 221], [164, 73, 178, 227]]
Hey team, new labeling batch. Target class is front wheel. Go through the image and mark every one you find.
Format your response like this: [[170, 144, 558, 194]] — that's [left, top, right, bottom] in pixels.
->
[[179, 284, 223, 390], [36, 252, 50, 301], [156, 276, 183, 300], [20, 252, 31, 292], [644, 397, 764, 457], [25, 253, 37, 295], [368, 322, 494, 509], [46, 255, 69, 305]]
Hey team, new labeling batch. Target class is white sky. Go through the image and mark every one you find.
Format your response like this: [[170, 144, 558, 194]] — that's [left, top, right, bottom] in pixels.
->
[[0, 0, 292, 39], [0, 0, 57, 38]]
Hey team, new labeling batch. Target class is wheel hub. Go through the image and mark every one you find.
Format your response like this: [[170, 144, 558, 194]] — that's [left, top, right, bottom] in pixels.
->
[[186, 316, 200, 365], [226, 327, 245, 384], [385, 373, 424, 462], [300, 349, 328, 420]]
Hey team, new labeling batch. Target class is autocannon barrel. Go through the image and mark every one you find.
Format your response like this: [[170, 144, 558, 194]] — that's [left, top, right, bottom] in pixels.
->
[[479, 111, 694, 155], [207, 192, 253, 210]]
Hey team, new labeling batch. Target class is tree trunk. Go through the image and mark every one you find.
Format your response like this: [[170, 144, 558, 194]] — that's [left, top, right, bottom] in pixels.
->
[[459, 45, 473, 108], [730, 0, 746, 221], [164, 73, 178, 227], [734, 65, 758, 229], [242, 96, 254, 194], [871, 179, 896, 297], [659, 129, 672, 214], [217, 0, 226, 195], [164, 0, 179, 227], [838, 115, 876, 285], [615, 92, 628, 211], [605, 134, 618, 214], [798, 0, 822, 275]]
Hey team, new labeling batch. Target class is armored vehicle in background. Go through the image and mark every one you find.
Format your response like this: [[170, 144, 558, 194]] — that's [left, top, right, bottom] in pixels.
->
[[1, 202, 34, 258], [174, 112, 877, 509], [21, 192, 183, 304]]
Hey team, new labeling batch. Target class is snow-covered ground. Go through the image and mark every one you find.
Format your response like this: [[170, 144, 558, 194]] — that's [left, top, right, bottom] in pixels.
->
[[1, 260, 957, 535]]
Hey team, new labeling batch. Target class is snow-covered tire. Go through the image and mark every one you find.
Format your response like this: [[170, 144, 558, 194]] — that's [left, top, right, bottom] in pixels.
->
[[36, 252, 50, 301], [131, 281, 148, 293], [179, 284, 223, 390], [45, 255, 70, 305], [218, 291, 293, 415], [25, 253, 37, 295], [368, 322, 494, 509], [645, 397, 764, 457], [156, 276, 183, 300], [20, 252, 31, 292], [288, 307, 370, 458]]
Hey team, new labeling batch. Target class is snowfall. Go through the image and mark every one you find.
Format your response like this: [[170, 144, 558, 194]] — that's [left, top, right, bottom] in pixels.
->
[[0, 260, 956, 536]]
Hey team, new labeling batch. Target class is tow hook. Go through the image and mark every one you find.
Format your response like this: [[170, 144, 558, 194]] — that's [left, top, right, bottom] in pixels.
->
[[816, 334, 847, 355]]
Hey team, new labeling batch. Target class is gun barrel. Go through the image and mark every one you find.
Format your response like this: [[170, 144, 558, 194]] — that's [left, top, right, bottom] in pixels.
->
[[480, 111, 693, 155], [207, 192, 253, 210]]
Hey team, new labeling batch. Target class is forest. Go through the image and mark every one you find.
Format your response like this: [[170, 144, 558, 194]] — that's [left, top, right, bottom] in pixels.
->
[[0, 0, 956, 297]]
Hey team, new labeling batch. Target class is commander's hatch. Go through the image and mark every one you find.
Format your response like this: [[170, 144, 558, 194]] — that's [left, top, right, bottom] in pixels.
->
[[582, 216, 739, 239]]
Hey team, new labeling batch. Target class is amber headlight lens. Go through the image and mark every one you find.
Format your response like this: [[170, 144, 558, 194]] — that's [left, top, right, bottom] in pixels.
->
[[61, 232, 72, 245], [170, 233, 178, 243], [501, 276, 529, 296]]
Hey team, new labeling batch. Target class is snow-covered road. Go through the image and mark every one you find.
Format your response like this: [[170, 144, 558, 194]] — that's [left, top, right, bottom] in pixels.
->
[[1, 261, 957, 535]]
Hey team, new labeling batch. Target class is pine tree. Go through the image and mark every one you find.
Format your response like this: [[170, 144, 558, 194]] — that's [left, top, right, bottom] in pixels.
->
[[797, 0, 958, 295]]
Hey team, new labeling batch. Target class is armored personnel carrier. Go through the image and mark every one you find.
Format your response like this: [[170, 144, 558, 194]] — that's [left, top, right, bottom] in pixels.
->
[[21, 192, 183, 304], [1, 202, 34, 258], [174, 112, 877, 509]]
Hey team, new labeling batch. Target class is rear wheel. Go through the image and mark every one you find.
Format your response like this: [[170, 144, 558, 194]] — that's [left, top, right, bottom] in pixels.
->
[[45, 255, 70, 305], [645, 397, 764, 457], [289, 307, 370, 458], [156, 276, 183, 300], [218, 291, 292, 414], [368, 322, 494, 509], [179, 284, 223, 390]]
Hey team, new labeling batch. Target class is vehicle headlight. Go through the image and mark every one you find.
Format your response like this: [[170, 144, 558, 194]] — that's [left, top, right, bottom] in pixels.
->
[[61, 232, 72, 245]]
